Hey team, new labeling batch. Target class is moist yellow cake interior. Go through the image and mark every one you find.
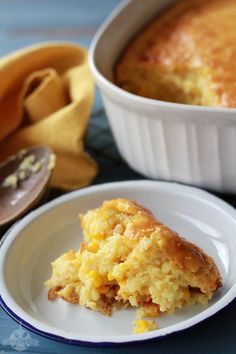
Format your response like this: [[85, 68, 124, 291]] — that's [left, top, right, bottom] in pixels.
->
[[45, 199, 221, 322]]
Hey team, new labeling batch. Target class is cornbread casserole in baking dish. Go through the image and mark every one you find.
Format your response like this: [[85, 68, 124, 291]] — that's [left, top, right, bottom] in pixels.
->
[[114, 0, 236, 107], [45, 198, 221, 332]]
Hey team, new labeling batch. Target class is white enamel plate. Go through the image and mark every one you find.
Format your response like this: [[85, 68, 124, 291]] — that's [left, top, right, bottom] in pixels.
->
[[0, 181, 236, 346]]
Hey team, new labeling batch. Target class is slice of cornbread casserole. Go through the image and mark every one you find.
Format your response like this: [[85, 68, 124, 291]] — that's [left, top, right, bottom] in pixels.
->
[[45, 199, 221, 319]]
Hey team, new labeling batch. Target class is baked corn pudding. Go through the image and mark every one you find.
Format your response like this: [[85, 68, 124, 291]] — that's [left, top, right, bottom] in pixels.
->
[[45, 199, 221, 332], [114, 0, 236, 107]]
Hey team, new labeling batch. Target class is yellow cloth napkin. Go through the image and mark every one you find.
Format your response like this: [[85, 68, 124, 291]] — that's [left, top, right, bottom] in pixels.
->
[[0, 42, 97, 189]]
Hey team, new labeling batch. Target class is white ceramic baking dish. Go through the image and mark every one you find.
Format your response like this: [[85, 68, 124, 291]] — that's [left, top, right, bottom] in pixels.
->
[[89, 0, 236, 193]]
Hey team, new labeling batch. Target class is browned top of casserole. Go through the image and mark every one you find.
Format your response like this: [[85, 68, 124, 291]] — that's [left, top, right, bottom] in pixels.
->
[[114, 0, 236, 107]]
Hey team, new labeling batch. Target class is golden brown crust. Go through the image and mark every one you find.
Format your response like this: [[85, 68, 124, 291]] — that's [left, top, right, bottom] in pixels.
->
[[48, 286, 63, 301], [115, 0, 236, 107], [100, 199, 221, 294], [156, 226, 222, 293], [48, 286, 80, 304]]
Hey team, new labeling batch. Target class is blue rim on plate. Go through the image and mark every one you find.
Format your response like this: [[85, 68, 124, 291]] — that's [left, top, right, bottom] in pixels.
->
[[1, 181, 236, 346]]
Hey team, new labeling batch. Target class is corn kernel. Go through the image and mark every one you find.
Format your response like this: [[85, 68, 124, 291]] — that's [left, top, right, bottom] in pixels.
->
[[107, 272, 115, 281], [133, 320, 157, 334], [88, 270, 103, 288], [86, 241, 99, 253], [88, 232, 104, 240]]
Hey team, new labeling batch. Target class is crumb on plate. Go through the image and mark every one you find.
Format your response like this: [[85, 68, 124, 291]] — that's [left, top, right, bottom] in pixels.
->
[[133, 319, 157, 334]]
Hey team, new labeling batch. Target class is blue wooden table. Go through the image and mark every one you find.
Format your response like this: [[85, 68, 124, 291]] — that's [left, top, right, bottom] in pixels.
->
[[1, 1, 236, 353]]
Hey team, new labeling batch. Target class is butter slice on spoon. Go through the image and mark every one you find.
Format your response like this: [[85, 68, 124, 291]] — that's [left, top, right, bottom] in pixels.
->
[[0, 146, 56, 227]]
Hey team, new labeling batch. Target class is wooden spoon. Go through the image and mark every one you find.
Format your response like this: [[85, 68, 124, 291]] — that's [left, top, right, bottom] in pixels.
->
[[0, 146, 56, 227]]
